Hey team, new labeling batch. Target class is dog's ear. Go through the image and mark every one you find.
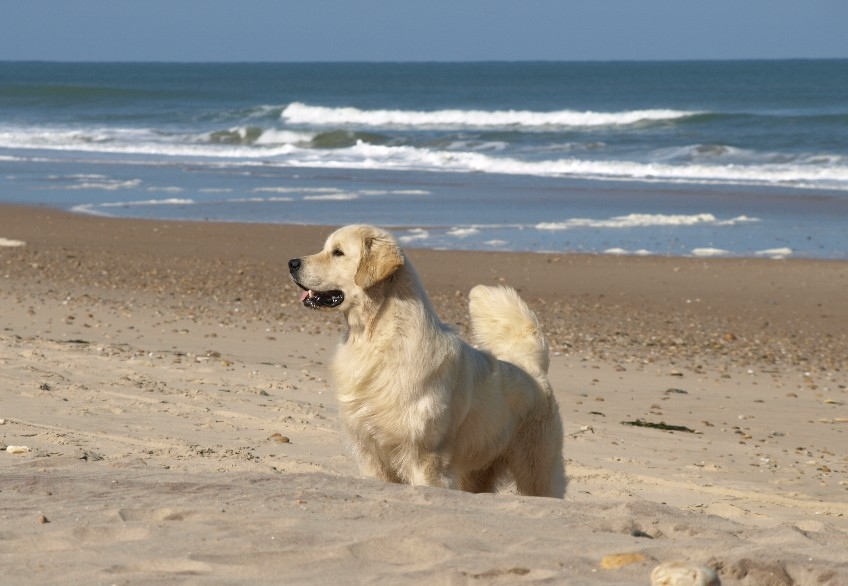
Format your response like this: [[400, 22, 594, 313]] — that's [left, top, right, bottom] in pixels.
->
[[355, 232, 404, 289]]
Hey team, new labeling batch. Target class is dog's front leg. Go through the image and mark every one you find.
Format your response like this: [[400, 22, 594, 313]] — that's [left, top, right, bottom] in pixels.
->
[[353, 444, 404, 484], [358, 454, 403, 484], [343, 427, 403, 484], [409, 452, 457, 490]]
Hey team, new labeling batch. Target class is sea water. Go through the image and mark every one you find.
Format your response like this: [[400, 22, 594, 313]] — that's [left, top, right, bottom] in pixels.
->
[[1, 61, 846, 258]]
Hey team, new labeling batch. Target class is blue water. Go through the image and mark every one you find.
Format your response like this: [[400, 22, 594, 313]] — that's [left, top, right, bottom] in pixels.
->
[[1, 61, 847, 258]]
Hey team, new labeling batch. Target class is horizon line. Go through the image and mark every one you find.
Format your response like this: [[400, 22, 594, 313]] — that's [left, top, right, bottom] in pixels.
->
[[2, 56, 848, 66]]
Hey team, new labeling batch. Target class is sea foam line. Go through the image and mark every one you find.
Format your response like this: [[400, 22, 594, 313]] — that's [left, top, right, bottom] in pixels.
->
[[5, 124, 846, 190], [281, 102, 700, 129], [71, 198, 197, 217], [96, 198, 196, 208], [691, 248, 731, 257], [291, 142, 848, 191], [535, 213, 759, 230]]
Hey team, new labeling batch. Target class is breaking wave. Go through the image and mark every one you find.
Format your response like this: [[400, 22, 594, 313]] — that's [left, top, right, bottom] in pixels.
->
[[281, 102, 701, 129]]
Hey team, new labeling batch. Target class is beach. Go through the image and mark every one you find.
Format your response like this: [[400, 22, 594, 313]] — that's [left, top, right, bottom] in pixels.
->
[[1, 204, 847, 585]]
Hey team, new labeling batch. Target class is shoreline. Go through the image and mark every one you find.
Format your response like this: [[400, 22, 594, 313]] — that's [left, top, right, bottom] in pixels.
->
[[9, 195, 848, 261], [2, 203, 847, 584]]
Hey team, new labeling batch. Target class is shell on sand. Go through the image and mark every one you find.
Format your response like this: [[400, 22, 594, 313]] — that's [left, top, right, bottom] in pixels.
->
[[6, 445, 31, 454], [651, 561, 721, 586]]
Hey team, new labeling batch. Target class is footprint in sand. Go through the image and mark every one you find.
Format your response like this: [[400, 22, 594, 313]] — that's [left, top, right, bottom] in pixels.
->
[[116, 507, 203, 522], [1, 524, 150, 553], [349, 535, 455, 565], [104, 558, 214, 576]]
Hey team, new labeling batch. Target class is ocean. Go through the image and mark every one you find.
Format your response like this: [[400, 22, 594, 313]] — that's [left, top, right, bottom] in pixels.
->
[[1, 60, 847, 258]]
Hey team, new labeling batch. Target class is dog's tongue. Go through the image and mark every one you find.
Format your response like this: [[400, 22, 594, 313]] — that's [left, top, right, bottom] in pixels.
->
[[300, 289, 312, 302]]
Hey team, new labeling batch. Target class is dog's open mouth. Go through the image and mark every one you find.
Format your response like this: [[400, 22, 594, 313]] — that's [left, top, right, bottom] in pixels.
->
[[296, 283, 344, 309]]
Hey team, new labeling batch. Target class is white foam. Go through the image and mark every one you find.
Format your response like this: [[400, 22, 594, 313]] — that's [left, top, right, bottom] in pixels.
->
[[755, 247, 793, 258], [67, 174, 109, 180], [447, 227, 480, 238], [0, 126, 301, 159], [252, 187, 343, 194], [70, 198, 196, 217], [4, 122, 846, 192], [0, 238, 25, 247], [66, 178, 142, 191], [227, 196, 294, 203], [536, 213, 759, 231], [691, 248, 730, 257], [254, 129, 314, 145], [398, 229, 430, 243], [99, 198, 195, 207], [281, 102, 699, 129], [604, 248, 654, 256], [303, 193, 359, 201], [317, 142, 848, 191], [69, 204, 111, 217]]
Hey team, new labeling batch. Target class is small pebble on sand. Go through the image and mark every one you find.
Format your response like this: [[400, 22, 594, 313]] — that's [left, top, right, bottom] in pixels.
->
[[269, 433, 291, 444], [600, 552, 647, 569]]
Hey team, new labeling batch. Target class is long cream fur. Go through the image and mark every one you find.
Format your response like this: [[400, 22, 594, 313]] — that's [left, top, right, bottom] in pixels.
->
[[290, 225, 566, 497]]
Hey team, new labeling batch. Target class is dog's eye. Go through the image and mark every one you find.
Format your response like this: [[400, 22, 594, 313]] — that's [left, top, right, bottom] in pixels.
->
[[332, 248, 344, 257]]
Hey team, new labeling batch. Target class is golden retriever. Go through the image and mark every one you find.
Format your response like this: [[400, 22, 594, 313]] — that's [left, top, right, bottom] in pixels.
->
[[288, 225, 565, 498]]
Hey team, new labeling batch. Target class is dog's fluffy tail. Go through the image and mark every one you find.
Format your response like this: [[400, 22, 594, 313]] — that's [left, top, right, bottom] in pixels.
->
[[468, 285, 550, 382]]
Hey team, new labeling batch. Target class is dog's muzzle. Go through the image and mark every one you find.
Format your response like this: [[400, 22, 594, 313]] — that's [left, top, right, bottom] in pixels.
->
[[288, 258, 345, 309]]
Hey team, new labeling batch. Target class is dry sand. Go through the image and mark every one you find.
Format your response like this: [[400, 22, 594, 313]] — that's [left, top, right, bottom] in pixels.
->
[[1, 205, 846, 585]]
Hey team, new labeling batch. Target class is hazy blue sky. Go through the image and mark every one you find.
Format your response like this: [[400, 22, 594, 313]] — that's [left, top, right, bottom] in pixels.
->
[[2, 0, 846, 62]]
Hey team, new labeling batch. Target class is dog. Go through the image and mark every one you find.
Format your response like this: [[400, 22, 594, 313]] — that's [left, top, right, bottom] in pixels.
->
[[288, 224, 565, 498]]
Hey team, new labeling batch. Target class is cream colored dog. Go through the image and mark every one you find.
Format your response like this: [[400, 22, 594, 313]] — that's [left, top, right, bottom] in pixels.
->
[[288, 225, 565, 498]]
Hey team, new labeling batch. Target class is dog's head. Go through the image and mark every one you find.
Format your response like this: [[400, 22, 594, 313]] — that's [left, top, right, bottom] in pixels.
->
[[288, 224, 405, 311]]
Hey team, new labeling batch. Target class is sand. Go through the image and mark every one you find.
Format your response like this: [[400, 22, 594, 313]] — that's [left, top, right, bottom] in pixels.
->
[[1, 204, 846, 585]]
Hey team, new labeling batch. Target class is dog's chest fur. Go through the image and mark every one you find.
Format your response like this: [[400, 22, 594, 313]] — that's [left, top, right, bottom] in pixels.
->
[[332, 336, 454, 446]]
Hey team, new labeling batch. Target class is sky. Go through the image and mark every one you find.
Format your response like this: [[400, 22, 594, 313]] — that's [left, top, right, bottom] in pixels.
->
[[1, 0, 846, 62]]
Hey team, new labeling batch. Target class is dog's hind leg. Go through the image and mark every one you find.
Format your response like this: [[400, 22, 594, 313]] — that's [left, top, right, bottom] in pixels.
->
[[507, 405, 566, 498], [509, 447, 566, 498], [460, 460, 506, 494]]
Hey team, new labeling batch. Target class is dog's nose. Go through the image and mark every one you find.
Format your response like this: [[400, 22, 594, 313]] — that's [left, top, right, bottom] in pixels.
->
[[288, 258, 301, 274]]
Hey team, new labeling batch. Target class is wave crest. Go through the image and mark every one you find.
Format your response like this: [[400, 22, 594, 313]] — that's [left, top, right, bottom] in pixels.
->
[[281, 102, 700, 129]]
